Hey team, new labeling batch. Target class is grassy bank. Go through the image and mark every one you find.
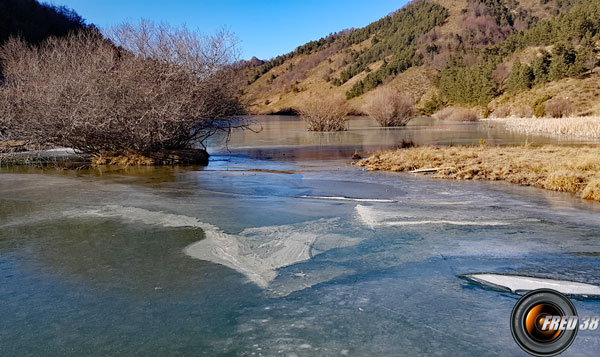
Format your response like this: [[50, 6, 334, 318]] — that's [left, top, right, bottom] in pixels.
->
[[356, 145, 600, 201]]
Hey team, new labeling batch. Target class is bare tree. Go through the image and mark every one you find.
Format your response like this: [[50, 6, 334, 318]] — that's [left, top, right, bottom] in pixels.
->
[[0, 21, 246, 158], [106, 20, 240, 78], [363, 88, 415, 127]]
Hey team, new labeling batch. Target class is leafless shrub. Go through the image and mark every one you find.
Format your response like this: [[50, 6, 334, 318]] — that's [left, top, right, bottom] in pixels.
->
[[418, 29, 460, 70], [434, 107, 479, 122], [106, 20, 240, 76], [298, 96, 348, 131], [462, 2, 512, 47], [513, 19, 529, 32], [363, 88, 415, 127], [430, 52, 450, 70], [513, 106, 534, 118], [545, 98, 575, 118], [491, 106, 511, 118], [492, 63, 510, 84], [0, 21, 245, 156]]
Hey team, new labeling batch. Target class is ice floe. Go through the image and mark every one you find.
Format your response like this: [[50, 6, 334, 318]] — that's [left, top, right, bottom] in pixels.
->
[[298, 196, 396, 203], [65, 205, 359, 291], [355, 204, 508, 229], [462, 273, 600, 296]]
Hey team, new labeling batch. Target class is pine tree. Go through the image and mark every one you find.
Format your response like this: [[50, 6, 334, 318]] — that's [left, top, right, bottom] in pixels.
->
[[549, 42, 577, 81], [506, 61, 533, 93], [437, 57, 497, 105], [532, 50, 551, 85], [573, 34, 597, 75]]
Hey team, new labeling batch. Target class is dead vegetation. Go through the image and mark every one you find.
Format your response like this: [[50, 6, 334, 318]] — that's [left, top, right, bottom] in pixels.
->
[[488, 74, 600, 117], [544, 98, 575, 118], [0, 21, 246, 160], [363, 88, 415, 127], [492, 117, 600, 139], [357, 145, 600, 201], [434, 107, 479, 122], [298, 96, 349, 131], [91, 148, 208, 166], [92, 152, 156, 166]]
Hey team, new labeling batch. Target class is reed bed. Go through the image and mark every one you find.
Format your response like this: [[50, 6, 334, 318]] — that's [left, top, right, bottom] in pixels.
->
[[492, 117, 600, 139]]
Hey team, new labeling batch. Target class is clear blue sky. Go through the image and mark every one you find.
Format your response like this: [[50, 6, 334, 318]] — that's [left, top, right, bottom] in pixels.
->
[[47, 0, 409, 60]]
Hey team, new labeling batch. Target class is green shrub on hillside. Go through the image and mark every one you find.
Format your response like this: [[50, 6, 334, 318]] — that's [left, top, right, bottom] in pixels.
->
[[532, 95, 553, 117]]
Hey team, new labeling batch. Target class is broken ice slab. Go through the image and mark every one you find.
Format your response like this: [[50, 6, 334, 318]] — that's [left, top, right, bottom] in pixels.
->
[[461, 273, 600, 296]]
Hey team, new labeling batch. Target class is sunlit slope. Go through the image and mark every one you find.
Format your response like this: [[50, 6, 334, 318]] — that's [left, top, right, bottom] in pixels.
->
[[243, 0, 599, 116]]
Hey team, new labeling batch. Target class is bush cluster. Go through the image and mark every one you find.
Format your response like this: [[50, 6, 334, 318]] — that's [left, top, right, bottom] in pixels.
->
[[298, 97, 348, 131], [0, 22, 245, 155], [363, 88, 415, 127], [434, 107, 479, 122]]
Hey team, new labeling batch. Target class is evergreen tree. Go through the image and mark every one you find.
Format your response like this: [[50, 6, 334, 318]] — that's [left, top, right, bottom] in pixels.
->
[[549, 42, 577, 81], [438, 57, 497, 105], [506, 61, 533, 93], [532, 50, 552, 85], [573, 34, 598, 75]]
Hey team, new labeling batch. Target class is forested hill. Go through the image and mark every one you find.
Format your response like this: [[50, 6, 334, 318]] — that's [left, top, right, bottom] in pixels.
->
[[0, 0, 88, 46], [243, 0, 600, 117]]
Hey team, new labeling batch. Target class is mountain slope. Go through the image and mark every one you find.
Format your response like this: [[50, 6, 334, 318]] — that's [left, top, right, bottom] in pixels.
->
[[0, 0, 88, 45], [243, 0, 600, 117]]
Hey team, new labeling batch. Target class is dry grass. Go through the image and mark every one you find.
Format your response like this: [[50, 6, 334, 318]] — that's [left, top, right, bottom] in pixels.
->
[[388, 66, 437, 105], [492, 117, 600, 138], [0, 140, 27, 152], [581, 179, 600, 201], [489, 73, 600, 117], [91, 148, 208, 166], [356, 145, 600, 201], [92, 152, 155, 166], [431, 0, 469, 35], [243, 39, 373, 115]]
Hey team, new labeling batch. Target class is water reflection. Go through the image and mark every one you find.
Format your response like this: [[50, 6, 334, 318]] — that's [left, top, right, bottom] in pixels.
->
[[207, 116, 599, 161]]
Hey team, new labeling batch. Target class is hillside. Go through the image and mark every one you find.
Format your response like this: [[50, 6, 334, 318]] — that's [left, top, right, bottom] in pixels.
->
[[0, 0, 88, 45], [0, 0, 92, 79], [242, 0, 600, 117]]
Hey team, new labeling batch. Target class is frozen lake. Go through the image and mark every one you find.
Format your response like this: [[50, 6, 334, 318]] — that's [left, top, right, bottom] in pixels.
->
[[2, 115, 600, 355]]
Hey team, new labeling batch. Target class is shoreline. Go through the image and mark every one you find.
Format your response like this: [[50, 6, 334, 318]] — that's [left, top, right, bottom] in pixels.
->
[[356, 145, 600, 202], [0, 147, 209, 167]]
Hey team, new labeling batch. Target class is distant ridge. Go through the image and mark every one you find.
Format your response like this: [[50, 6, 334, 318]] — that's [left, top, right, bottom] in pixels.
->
[[242, 0, 600, 118]]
